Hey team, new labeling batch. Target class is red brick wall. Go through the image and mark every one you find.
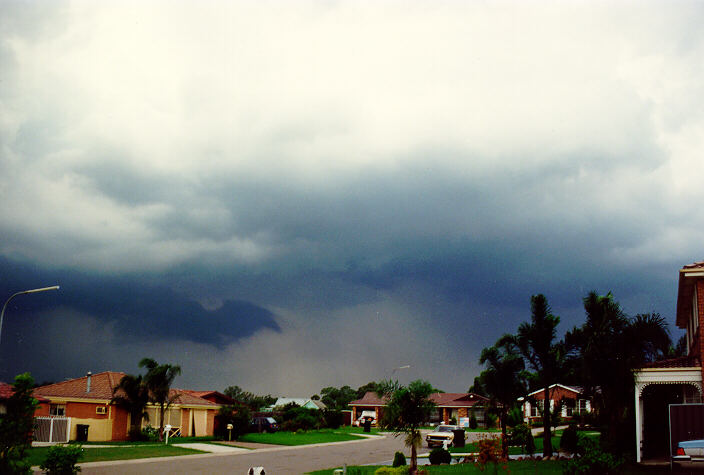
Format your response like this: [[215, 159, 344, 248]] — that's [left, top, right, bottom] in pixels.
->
[[34, 402, 50, 417], [66, 402, 109, 419]]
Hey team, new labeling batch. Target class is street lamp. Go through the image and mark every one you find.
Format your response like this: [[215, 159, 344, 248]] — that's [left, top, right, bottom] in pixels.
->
[[0, 286, 60, 345]]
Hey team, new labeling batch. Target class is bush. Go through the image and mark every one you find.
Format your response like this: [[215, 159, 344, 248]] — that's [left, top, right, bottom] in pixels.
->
[[322, 409, 344, 429], [392, 451, 406, 467], [525, 429, 535, 456], [449, 416, 457, 425], [474, 437, 503, 471], [485, 412, 498, 428], [40, 444, 83, 474], [509, 423, 530, 447], [469, 413, 478, 429], [428, 447, 451, 465], [560, 424, 579, 453], [0, 373, 39, 475], [564, 436, 622, 474], [140, 426, 159, 441], [506, 406, 524, 427], [215, 404, 251, 440], [279, 406, 323, 431]]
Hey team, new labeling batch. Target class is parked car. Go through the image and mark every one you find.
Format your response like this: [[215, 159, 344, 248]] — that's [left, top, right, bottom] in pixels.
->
[[426, 424, 464, 448], [250, 416, 279, 433], [354, 410, 377, 427], [674, 439, 704, 461]]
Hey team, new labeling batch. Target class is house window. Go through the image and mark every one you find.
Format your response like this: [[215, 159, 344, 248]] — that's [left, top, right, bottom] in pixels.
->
[[50, 404, 66, 416], [530, 400, 543, 418], [578, 399, 588, 413], [565, 399, 575, 417]]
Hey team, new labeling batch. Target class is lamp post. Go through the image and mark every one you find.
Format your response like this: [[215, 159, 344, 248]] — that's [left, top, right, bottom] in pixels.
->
[[0, 286, 60, 345]]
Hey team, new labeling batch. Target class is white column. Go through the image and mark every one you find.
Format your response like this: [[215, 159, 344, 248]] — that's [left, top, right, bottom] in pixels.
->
[[635, 384, 643, 463]]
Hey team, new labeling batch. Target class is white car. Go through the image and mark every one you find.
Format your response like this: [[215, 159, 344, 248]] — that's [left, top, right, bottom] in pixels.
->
[[426, 424, 464, 448], [354, 410, 377, 427]]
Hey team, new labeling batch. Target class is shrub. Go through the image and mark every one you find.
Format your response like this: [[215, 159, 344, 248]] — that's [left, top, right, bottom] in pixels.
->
[[0, 373, 39, 475], [509, 423, 528, 446], [474, 437, 503, 471], [40, 444, 83, 474], [525, 429, 535, 456], [469, 413, 478, 429], [506, 406, 524, 427], [392, 451, 407, 467], [560, 424, 579, 453], [322, 409, 343, 429], [485, 412, 498, 429], [428, 447, 451, 465], [564, 436, 622, 474], [449, 416, 457, 425], [140, 426, 158, 441]]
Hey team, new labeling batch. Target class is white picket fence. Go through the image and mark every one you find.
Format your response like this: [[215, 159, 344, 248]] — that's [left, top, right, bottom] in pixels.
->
[[34, 416, 70, 443]]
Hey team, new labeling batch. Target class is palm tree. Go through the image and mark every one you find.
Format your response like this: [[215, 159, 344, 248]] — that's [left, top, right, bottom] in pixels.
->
[[139, 358, 182, 441], [377, 379, 436, 474], [478, 334, 528, 458], [565, 292, 671, 453], [514, 294, 563, 458], [111, 374, 150, 440]]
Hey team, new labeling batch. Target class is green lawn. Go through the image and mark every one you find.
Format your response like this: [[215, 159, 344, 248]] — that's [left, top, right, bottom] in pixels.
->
[[238, 429, 363, 445], [28, 444, 206, 467]]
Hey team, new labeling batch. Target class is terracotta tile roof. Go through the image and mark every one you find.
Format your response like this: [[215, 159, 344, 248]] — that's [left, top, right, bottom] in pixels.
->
[[431, 393, 489, 407], [349, 391, 488, 408], [683, 261, 704, 270], [0, 382, 14, 399], [170, 389, 220, 407], [349, 392, 388, 406], [642, 355, 701, 369], [34, 371, 127, 401]]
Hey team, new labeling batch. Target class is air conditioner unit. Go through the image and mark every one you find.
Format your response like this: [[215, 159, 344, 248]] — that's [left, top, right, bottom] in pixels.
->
[[96, 406, 107, 415]]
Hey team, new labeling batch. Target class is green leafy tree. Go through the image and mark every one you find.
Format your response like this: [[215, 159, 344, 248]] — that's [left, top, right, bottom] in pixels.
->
[[111, 374, 150, 440], [223, 386, 276, 411], [566, 292, 671, 453], [139, 358, 181, 442], [0, 373, 39, 474], [478, 334, 528, 457], [377, 379, 436, 475], [513, 294, 564, 458], [320, 385, 358, 411]]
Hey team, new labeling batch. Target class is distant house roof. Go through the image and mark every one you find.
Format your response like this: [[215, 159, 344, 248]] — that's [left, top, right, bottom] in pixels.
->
[[518, 384, 584, 401], [677, 261, 704, 328], [34, 372, 127, 401], [0, 382, 15, 400], [169, 390, 220, 407], [349, 391, 488, 408], [179, 390, 236, 406], [270, 397, 326, 410]]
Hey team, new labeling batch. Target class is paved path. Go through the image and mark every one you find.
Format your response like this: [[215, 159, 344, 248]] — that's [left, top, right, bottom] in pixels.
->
[[171, 442, 250, 453], [73, 434, 406, 475]]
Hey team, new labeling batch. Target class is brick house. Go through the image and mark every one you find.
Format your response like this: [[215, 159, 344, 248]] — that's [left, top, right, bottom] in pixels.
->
[[33, 371, 221, 441], [633, 261, 704, 462], [517, 383, 591, 424], [349, 391, 490, 427]]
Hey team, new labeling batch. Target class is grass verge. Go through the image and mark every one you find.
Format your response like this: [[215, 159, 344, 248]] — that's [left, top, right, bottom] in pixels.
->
[[238, 429, 363, 446], [28, 444, 206, 467]]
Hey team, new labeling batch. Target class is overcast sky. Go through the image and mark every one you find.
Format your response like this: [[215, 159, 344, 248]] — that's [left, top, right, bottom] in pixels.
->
[[1, 0, 703, 395]]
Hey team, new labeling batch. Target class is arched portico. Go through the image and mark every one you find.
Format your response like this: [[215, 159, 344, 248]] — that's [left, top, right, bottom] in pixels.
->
[[634, 367, 703, 462]]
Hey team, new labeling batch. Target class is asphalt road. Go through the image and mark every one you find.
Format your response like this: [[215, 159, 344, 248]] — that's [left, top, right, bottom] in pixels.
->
[[74, 434, 409, 475]]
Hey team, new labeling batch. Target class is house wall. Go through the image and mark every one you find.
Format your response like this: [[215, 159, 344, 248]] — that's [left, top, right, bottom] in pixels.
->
[[531, 386, 579, 402], [181, 408, 191, 436]]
